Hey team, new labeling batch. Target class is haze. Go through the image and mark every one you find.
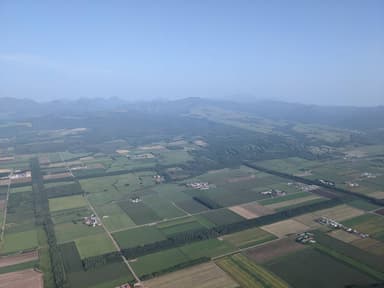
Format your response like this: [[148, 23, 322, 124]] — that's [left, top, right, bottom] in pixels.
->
[[1, 0, 383, 106]]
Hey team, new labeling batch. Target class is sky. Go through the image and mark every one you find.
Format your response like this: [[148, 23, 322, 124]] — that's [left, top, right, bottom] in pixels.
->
[[0, 0, 383, 106]]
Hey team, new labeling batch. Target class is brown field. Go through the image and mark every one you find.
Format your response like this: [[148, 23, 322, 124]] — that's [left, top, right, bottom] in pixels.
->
[[0, 251, 38, 268], [375, 208, 384, 216], [351, 238, 384, 256], [227, 175, 256, 183], [0, 200, 5, 209], [369, 191, 384, 199], [229, 202, 274, 219], [43, 172, 71, 180], [312, 204, 364, 221], [265, 195, 321, 210], [0, 169, 11, 174], [293, 213, 323, 228], [328, 229, 360, 243], [143, 262, 238, 288], [246, 237, 306, 263], [261, 219, 309, 238], [0, 157, 14, 162], [10, 177, 31, 184], [38, 156, 50, 165], [0, 269, 43, 288]]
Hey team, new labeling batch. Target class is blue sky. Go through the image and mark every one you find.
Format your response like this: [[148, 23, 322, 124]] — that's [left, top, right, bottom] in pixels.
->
[[0, 0, 383, 105]]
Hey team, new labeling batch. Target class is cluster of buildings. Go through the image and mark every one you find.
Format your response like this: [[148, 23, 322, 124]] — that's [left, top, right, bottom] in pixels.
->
[[361, 172, 377, 179], [287, 182, 319, 192], [260, 189, 286, 197], [295, 232, 316, 244], [83, 214, 100, 227], [317, 179, 335, 187], [153, 175, 164, 184], [186, 182, 210, 190], [316, 216, 369, 239]]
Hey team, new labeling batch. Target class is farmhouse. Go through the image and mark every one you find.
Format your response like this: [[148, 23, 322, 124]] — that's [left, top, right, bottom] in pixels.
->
[[83, 214, 100, 227], [260, 189, 286, 197], [186, 182, 210, 190]]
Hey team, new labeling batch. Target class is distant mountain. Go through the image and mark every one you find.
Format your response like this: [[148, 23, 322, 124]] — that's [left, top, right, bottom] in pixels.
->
[[1, 96, 383, 130]]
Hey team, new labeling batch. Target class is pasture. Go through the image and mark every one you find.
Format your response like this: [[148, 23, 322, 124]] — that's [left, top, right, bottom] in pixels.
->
[[0, 230, 38, 254]]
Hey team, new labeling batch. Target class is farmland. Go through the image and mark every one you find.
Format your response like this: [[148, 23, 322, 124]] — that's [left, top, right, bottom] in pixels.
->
[[0, 98, 383, 288]]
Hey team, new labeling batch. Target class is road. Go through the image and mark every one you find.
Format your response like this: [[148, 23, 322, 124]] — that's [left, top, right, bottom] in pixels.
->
[[58, 152, 143, 286]]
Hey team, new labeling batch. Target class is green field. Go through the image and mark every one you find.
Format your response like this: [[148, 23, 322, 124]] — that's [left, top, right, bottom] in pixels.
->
[[75, 233, 117, 258], [113, 226, 167, 249], [0, 229, 38, 254], [49, 195, 88, 212], [265, 248, 376, 288], [96, 203, 136, 232], [55, 221, 104, 243], [179, 239, 235, 259], [130, 247, 189, 277], [199, 209, 244, 226], [223, 227, 277, 248]]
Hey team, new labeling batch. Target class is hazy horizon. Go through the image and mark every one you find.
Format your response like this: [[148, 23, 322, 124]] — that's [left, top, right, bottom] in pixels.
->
[[1, 0, 383, 106]]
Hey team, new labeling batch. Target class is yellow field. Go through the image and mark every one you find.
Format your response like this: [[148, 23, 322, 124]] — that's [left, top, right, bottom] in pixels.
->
[[143, 262, 238, 288], [261, 219, 309, 238], [313, 204, 364, 221], [216, 254, 289, 288]]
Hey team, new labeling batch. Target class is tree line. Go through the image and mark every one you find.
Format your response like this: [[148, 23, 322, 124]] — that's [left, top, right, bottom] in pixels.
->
[[31, 158, 67, 288]]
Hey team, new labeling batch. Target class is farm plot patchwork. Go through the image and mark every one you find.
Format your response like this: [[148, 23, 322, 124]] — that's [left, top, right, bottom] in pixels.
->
[[246, 237, 306, 263], [143, 261, 238, 288], [222, 227, 277, 249], [216, 253, 289, 288], [264, 247, 376, 288], [229, 202, 274, 219]]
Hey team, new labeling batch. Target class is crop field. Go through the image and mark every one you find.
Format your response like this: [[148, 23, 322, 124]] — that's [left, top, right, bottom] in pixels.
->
[[0, 268, 43, 288], [113, 226, 167, 249], [351, 238, 384, 256], [130, 248, 189, 277], [54, 221, 104, 244], [229, 202, 274, 219], [246, 237, 306, 263], [49, 195, 88, 212], [342, 214, 384, 241], [75, 233, 116, 258], [174, 198, 209, 214], [0, 251, 38, 268], [179, 239, 235, 259], [294, 204, 365, 228], [198, 209, 244, 226], [0, 229, 38, 254], [264, 247, 376, 288], [143, 262, 239, 288], [95, 203, 136, 231], [216, 253, 289, 288], [118, 201, 162, 225], [157, 218, 206, 236], [222, 227, 277, 249], [265, 194, 322, 210], [261, 219, 310, 238]]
